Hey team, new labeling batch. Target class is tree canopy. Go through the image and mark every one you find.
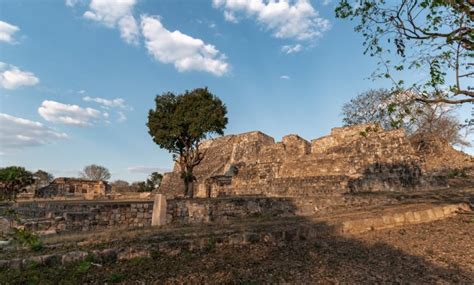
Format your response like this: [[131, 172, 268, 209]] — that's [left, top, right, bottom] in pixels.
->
[[342, 88, 470, 146], [336, 0, 473, 106], [0, 166, 34, 201], [147, 87, 228, 197], [341, 88, 417, 131], [79, 164, 111, 181]]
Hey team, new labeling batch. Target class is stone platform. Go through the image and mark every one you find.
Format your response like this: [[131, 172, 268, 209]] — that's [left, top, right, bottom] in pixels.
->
[[2, 187, 472, 270]]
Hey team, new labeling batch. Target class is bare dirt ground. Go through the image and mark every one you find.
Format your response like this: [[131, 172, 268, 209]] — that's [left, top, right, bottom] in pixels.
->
[[2, 214, 473, 284]]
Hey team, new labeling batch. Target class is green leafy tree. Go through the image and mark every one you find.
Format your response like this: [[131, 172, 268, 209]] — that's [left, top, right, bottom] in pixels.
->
[[336, 0, 473, 106], [0, 166, 34, 201], [79, 164, 111, 181], [133, 172, 163, 193], [148, 172, 163, 189], [147, 87, 228, 197]]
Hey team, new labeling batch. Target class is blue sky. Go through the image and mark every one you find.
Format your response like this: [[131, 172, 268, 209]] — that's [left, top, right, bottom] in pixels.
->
[[0, 0, 472, 182]]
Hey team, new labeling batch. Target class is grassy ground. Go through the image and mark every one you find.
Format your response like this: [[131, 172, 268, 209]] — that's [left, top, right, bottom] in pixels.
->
[[1, 215, 473, 284]]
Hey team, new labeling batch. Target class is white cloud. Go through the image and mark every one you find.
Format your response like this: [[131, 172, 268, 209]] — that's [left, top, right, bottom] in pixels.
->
[[281, 43, 302, 54], [141, 15, 229, 76], [0, 62, 40, 90], [83, 96, 131, 122], [117, 111, 127, 122], [65, 0, 81, 7], [224, 11, 238, 23], [127, 166, 171, 174], [280, 75, 290, 80], [83, 0, 139, 45], [0, 113, 68, 151], [83, 96, 127, 109], [0, 20, 19, 44], [38, 100, 102, 127], [213, 0, 330, 41]]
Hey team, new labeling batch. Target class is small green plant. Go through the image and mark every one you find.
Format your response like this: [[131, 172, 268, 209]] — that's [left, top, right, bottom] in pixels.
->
[[129, 256, 150, 266], [75, 259, 92, 274], [150, 249, 161, 259], [107, 273, 126, 283], [12, 228, 43, 251], [360, 125, 381, 138], [206, 236, 217, 252], [447, 168, 467, 179]]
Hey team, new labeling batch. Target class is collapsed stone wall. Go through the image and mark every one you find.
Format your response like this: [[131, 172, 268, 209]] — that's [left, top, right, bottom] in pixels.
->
[[161, 124, 452, 198]]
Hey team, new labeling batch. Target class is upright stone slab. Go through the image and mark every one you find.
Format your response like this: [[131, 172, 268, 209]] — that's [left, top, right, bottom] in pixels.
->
[[152, 194, 167, 226]]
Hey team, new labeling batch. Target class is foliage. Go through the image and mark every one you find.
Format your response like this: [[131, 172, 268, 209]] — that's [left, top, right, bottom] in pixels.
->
[[134, 172, 163, 192], [79, 164, 111, 181], [336, 0, 473, 106], [447, 168, 468, 178], [148, 171, 163, 188], [147, 87, 228, 197], [0, 166, 34, 201], [12, 228, 43, 251]]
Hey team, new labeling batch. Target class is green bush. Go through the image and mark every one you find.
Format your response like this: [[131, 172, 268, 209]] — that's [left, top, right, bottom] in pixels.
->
[[447, 168, 467, 179], [12, 228, 43, 251]]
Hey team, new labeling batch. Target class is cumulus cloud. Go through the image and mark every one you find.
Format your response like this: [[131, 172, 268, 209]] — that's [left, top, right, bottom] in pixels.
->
[[213, 0, 330, 41], [83, 0, 139, 45], [141, 16, 229, 76], [0, 113, 68, 151], [280, 75, 290, 80], [0, 20, 19, 44], [127, 166, 171, 174], [0, 62, 40, 90], [38, 100, 102, 127], [281, 43, 302, 54]]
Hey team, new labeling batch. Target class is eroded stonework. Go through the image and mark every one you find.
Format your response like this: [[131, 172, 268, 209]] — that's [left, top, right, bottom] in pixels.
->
[[160, 124, 473, 198], [36, 178, 110, 200]]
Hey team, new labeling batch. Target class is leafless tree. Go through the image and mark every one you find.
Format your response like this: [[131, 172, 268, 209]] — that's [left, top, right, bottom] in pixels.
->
[[79, 164, 111, 181]]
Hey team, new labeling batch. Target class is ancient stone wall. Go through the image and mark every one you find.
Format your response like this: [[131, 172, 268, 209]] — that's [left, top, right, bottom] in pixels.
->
[[15, 200, 154, 234], [8, 193, 404, 234], [161, 124, 452, 198]]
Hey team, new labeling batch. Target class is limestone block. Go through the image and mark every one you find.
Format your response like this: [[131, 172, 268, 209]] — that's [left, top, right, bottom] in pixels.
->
[[151, 194, 167, 226]]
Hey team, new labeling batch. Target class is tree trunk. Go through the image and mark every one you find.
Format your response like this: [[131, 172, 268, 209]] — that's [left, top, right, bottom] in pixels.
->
[[181, 166, 194, 198], [183, 177, 189, 197], [183, 180, 194, 198]]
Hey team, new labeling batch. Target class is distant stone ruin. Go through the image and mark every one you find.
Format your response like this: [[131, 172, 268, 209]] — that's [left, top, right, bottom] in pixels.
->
[[36, 178, 110, 200], [160, 124, 473, 198]]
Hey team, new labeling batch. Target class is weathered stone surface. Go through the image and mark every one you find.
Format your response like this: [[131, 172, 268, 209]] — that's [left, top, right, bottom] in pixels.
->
[[161, 124, 460, 198], [36, 178, 110, 200]]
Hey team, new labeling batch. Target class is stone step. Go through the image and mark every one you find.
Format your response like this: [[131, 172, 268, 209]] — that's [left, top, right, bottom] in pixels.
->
[[315, 202, 471, 234]]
